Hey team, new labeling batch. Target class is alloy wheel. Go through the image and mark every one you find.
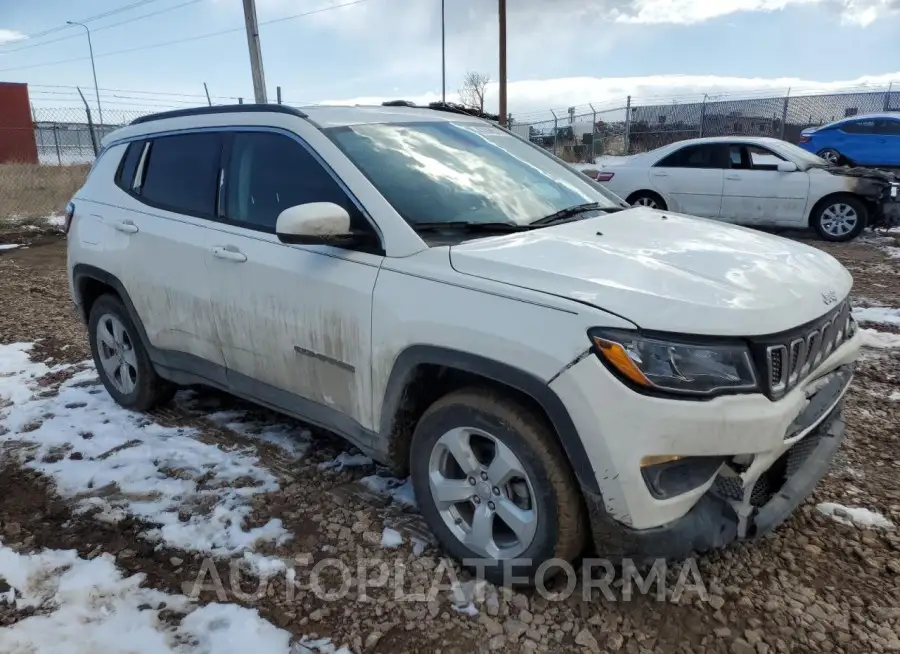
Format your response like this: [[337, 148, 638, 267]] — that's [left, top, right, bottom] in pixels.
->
[[820, 203, 859, 237], [427, 426, 538, 559], [95, 313, 138, 395]]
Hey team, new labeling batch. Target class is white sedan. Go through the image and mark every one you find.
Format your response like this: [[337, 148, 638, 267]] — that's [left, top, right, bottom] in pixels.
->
[[575, 136, 895, 241]]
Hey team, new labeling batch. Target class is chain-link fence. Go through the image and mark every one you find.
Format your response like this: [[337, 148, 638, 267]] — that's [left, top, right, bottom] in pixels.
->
[[518, 85, 900, 162], [1, 107, 156, 221]]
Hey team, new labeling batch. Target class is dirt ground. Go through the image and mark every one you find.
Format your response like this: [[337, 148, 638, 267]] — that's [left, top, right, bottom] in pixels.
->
[[0, 228, 898, 654]]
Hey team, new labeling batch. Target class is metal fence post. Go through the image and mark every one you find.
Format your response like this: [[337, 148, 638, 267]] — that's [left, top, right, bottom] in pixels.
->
[[589, 103, 597, 161], [53, 124, 62, 165], [780, 87, 790, 140], [699, 94, 708, 138], [277, 86, 282, 105], [77, 86, 99, 157], [550, 109, 559, 157], [624, 95, 632, 154], [885, 81, 893, 111]]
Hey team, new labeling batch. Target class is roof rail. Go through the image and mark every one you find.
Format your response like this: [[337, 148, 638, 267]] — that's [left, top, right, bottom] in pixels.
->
[[380, 99, 500, 122], [130, 104, 308, 126]]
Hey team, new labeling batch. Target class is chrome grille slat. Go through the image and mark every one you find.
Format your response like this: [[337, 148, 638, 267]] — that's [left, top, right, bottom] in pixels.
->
[[762, 301, 853, 399]]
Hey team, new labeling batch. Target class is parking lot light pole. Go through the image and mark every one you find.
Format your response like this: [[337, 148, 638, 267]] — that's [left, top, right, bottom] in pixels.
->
[[67, 21, 103, 127], [498, 0, 507, 126]]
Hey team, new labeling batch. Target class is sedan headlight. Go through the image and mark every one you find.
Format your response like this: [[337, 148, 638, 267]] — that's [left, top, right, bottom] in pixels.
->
[[589, 328, 758, 397]]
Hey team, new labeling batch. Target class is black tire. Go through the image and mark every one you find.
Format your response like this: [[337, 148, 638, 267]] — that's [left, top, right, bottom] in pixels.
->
[[88, 293, 175, 411], [409, 388, 586, 587], [817, 148, 845, 166], [626, 190, 667, 211], [810, 194, 867, 242]]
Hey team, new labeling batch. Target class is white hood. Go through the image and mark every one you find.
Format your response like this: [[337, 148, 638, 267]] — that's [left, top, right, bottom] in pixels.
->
[[450, 208, 852, 336]]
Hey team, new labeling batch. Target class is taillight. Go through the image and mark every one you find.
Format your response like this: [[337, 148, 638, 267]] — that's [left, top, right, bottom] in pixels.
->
[[64, 201, 75, 233], [798, 135, 810, 144], [595, 172, 615, 182]]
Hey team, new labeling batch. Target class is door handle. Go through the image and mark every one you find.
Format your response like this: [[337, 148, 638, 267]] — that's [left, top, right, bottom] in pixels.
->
[[725, 174, 741, 180], [212, 246, 247, 263], [114, 220, 139, 234]]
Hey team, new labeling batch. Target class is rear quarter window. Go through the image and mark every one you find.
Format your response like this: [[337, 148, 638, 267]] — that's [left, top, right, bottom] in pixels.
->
[[114, 141, 145, 192]]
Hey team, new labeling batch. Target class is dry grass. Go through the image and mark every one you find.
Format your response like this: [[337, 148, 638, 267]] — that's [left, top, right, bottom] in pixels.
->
[[0, 163, 89, 220]]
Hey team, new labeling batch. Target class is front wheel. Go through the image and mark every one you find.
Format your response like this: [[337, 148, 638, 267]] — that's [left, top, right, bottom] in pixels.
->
[[409, 389, 586, 587], [811, 195, 867, 242]]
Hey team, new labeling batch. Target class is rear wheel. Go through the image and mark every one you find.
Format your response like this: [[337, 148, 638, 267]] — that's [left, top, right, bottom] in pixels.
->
[[811, 195, 867, 242], [409, 388, 586, 586], [627, 190, 667, 210], [817, 148, 844, 166], [88, 294, 175, 410]]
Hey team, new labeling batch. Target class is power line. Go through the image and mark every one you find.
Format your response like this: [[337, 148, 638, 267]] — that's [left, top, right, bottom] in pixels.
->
[[0, 0, 373, 74], [3, 0, 169, 45], [0, 0, 204, 54], [29, 83, 240, 100]]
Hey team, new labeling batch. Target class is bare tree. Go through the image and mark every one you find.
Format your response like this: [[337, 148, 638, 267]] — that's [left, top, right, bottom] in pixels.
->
[[459, 71, 490, 112]]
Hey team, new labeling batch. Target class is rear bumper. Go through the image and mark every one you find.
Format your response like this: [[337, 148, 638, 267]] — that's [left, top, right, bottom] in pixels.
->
[[582, 405, 846, 561]]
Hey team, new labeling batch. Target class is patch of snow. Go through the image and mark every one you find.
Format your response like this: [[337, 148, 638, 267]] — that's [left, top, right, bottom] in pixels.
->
[[361, 474, 417, 508], [889, 391, 900, 401], [0, 544, 297, 654], [0, 344, 289, 569], [176, 392, 309, 458], [318, 451, 374, 471], [860, 328, 900, 349], [45, 214, 66, 229], [452, 602, 479, 617], [380, 527, 403, 549], [817, 502, 894, 529], [853, 306, 900, 326], [0, 244, 22, 251]]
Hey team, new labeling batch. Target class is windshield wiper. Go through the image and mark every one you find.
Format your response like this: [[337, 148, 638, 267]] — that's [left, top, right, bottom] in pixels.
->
[[410, 221, 534, 233], [529, 202, 625, 226]]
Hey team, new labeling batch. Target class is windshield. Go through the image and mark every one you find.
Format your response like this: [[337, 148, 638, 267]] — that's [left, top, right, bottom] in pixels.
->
[[776, 141, 829, 167], [324, 120, 622, 227]]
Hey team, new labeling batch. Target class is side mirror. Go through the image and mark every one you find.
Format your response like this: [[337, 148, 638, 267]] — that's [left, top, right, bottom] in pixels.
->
[[275, 202, 359, 246], [777, 161, 798, 173]]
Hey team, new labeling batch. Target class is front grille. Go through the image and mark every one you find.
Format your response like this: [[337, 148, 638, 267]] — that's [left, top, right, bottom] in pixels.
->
[[751, 300, 855, 399]]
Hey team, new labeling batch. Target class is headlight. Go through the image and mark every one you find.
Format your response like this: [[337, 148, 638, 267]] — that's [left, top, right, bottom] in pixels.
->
[[589, 328, 758, 397]]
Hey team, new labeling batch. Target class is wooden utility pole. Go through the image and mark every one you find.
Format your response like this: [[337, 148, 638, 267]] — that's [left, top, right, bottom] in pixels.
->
[[242, 0, 268, 103], [498, 0, 507, 126]]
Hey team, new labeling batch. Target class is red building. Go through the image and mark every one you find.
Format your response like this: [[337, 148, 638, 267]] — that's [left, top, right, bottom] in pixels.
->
[[0, 82, 38, 164]]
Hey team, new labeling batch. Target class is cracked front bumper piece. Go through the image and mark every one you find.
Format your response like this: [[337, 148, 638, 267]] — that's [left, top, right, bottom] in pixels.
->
[[580, 375, 850, 563]]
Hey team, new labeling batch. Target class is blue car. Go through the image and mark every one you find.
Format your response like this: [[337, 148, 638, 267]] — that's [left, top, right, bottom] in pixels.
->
[[798, 112, 900, 167]]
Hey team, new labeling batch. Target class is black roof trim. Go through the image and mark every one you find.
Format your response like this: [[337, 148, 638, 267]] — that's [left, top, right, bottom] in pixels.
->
[[130, 104, 308, 126], [380, 100, 500, 122]]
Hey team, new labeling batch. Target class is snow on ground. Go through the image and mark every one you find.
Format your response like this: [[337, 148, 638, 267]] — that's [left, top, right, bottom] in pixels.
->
[[318, 452, 374, 471], [816, 503, 895, 529], [890, 391, 900, 401], [361, 474, 417, 508], [853, 306, 900, 326], [0, 244, 22, 251], [176, 391, 310, 459], [380, 527, 403, 549], [0, 543, 349, 654], [45, 214, 66, 229], [0, 343, 288, 570], [860, 328, 900, 350]]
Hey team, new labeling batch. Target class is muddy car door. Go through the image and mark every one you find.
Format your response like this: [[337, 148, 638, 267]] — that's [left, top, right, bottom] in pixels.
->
[[207, 129, 383, 434]]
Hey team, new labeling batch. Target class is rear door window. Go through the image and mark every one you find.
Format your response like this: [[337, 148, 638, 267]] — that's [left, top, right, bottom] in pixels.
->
[[140, 132, 222, 218], [839, 119, 876, 134], [655, 144, 724, 168]]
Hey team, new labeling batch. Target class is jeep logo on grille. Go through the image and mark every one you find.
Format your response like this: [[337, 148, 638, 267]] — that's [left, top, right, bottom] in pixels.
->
[[822, 290, 838, 305]]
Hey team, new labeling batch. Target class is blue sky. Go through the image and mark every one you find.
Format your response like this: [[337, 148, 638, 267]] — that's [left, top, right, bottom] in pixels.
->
[[1, 0, 899, 121]]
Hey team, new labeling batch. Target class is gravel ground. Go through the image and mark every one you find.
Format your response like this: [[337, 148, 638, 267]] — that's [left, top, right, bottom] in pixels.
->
[[1, 226, 898, 654]]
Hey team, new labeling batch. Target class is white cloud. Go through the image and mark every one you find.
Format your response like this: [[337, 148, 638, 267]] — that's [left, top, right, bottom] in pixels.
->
[[0, 29, 27, 45], [319, 70, 900, 121]]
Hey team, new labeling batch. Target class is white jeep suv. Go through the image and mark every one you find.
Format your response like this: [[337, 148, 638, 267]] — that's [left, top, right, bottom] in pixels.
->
[[67, 103, 862, 585]]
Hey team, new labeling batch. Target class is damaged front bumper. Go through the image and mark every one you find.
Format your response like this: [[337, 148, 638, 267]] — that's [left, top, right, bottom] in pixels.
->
[[581, 365, 852, 562]]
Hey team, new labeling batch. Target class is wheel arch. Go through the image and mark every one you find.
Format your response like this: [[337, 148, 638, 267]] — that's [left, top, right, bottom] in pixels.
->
[[625, 189, 667, 209], [378, 345, 600, 494], [72, 264, 152, 349], [807, 191, 870, 229]]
